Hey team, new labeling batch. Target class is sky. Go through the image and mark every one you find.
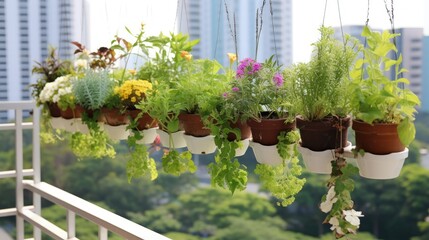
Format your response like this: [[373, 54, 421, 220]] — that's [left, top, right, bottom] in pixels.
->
[[87, 0, 426, 64]]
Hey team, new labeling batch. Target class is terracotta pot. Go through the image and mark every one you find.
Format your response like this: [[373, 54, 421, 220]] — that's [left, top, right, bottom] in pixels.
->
[[247, 112, 295, 146], [47, 102, 61, 117], [296, 115, 351, 151], [227, 120, 252, 141], [60, 105, 85, 119], [128, 109, 158, 130], [101, 108, 129, 126], [352, 120, 405, 155], [178, 113, 210, 137]]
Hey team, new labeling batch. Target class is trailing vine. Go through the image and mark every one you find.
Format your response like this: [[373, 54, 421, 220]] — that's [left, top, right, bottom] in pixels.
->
[[255, 130, 306, 207]]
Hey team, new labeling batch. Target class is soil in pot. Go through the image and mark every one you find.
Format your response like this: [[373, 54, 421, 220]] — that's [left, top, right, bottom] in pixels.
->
[[48, 102, 61, 117], [227, 120, 252, 141], [101, 108, 129, 126], [129, 109, 158, 131], [247, 112, 295, 146], [352, 120, 405, 155], [296, 115, 351, 151], [178, 113, 211, 137]]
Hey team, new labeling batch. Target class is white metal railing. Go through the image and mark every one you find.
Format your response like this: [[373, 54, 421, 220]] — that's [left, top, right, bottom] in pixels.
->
[[0, 101, 170, 240]]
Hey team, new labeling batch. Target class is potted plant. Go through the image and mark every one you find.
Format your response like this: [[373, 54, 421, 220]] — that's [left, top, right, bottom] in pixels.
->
[[349, 26, 421, 179], [136, 32, 199, 176], [31, 47, 72, 130], [176, 58, 228, 155], [283, 26, 358, 174], [71, 68, 116, 159]]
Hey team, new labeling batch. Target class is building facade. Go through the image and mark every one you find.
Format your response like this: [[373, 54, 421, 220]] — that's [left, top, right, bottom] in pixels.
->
[[177, 0, 292, 67], [422, 36, 429, 112], [0, 0, 86, 121]]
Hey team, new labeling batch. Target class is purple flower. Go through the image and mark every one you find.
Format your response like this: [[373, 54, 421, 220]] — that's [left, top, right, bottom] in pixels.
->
[[273, 72, 284, 87], [236, 58, 261, 78], [222, 92, 229, 98], [232, 87, 240, 92]]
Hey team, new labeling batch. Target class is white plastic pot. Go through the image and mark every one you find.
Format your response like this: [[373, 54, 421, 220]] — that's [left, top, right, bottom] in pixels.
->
[[250, 141, 293, 166], [62, 118, 89, 134], [298, 142, 353, 174], [136, 127, 159, 145], [103, 124, 130, 141], [49, 117, 65, 130], [235, 138, 250, 157], [356, 148, 409, 179], [183, 134, 217, 154], [157, 129, 187, 148]]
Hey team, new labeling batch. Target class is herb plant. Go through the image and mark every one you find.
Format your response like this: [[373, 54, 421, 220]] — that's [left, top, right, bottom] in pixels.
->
[[284, 27, 359, 120], [349, 26, 421, 146]]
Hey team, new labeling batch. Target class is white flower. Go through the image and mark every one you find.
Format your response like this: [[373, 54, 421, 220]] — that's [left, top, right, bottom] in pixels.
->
[[343, 209, 364, 227], [320, 186, 338, 213], [329, 217, 344, 235], [38, 75, 72, 103], [74, 59, 88, 69]]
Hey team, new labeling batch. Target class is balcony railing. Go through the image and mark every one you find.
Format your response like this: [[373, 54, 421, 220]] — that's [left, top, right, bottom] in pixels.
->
[[0, 101, 169, 240]]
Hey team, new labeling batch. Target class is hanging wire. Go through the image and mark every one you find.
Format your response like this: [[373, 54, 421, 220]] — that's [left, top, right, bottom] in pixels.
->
[[213, 0, 222, 59], [322, 0, 328, 27], [173, 0, 180, 32], [337, 0, 345, 46], [182, 0, 190, 35], [80, 0, 86, 45], [269, 0, 279, 65]]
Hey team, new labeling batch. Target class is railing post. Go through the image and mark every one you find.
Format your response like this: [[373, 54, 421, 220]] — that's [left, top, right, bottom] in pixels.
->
[[67, 210, 76, 238], [32, 105, 41, 240], [99, 226, 108, 240], [15, 108, 24, 240]]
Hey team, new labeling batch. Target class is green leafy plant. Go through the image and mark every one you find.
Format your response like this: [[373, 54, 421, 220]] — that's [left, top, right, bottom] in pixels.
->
[[349, 26, 421, 146], [255, 130, 305, 206], [73, 69, 114, 110], [125, 123, 158, 181], [284, 26, 359, 120], [31, 47, 72, 105], [70, 131, 116, 159]]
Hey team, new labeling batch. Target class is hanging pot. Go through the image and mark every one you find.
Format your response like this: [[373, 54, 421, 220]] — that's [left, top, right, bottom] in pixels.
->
[[296, 115, 350, 151], [128, 109, 158, 130], [156, 129, 187, 148], [183, 134, 217, 154], [247, 112, 295, 146], [250, 141, 294, 166], [136, 127, 159, 145], [47, 102, 61, 117], [103, 124, 130, 141], [101, 108, 129, 126], [60, 105, 85, 119], [178, 113, 211, 137], [352, 120, 405, 155], [227, 120, 252, 141], [298, 141, 353, 174], [356, 148, 409, 179]]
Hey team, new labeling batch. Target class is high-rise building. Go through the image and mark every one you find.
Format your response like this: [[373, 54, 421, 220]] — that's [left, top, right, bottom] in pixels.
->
[[422, 36, 429, 112], [0, 0, 87, 121], [335, 26, 423, 101], [177, 0, 292, 67]]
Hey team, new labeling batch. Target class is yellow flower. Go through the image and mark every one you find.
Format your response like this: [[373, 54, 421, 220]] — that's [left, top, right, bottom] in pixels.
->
[[131, 97, 136, 103], [128, 69, 137, 76], [227, 53, 237, 64], [184, 54, 192, 61], [180, 51, 189, 58]]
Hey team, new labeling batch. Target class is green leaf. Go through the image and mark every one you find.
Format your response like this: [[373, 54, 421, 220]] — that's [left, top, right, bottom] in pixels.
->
[[398, 117, 415, 146]]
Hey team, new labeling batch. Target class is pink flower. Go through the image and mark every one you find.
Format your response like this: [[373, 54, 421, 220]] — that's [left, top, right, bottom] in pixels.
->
[[273, 72, 284, 87], [222, 92, 229, 98], [236, 58, 261, 78], [232, 87, 240, 92]]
